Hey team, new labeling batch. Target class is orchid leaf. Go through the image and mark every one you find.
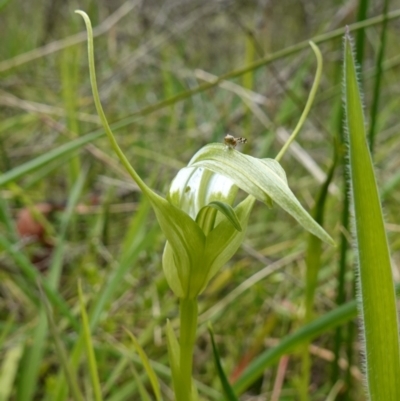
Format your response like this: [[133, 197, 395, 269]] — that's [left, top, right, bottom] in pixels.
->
[[189, 144, 334, 246]]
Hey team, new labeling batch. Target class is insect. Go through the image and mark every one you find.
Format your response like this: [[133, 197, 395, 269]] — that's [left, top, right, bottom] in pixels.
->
[[224, 134, 247, 149]]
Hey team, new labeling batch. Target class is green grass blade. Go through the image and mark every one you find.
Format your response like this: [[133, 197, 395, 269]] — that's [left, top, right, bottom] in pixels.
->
[[300, 152, 337, 400], [231, 284, 398, 395], [124, 328, 161, 401], [78, 281, 103, 401], [103, 357, 129, 396], [130, 365, 152, 401], [233, 300, 357, 394], [208, 324, 239, 401], [0, 131, 101, 188], [368, 0, 389, 151], [0, 341, 24, 401], [0, 195, 17, 241], [343, 33, 400, 400], [40, 286, 85, 401], [354, 0, 370, 66], [16, 311, 47, 401], [332, 99, 351, 384], [166, 319, 183, 401], [60, 44, 81, 185]]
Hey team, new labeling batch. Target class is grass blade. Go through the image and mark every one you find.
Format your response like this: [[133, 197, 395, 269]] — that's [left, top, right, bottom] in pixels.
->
[[0, 131, 101, 188], [124, 328, 161, 401], [208, 324, 239, 401], [0, 341, 24, 401], [166, 319, 183, 401], [78, 281, 103, 401], [343, 33, 400, 400], [368, 0, 389, 151], [40, 286, 85, 401], [300, 151, 337, 400], [16, 311, 47, 401], [233, 300, 357, 394], [130, 365, 152, 401]]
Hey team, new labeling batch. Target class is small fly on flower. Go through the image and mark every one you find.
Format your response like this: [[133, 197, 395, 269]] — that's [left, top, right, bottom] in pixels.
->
[[224, 134, 247, 149]]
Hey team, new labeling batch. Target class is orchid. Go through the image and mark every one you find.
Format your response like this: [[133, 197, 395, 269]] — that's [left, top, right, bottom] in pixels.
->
[[76, 10, 333, 401]]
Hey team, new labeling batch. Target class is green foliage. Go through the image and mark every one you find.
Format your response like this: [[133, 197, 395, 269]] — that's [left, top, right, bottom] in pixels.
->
[[208, 324, 239, 401]]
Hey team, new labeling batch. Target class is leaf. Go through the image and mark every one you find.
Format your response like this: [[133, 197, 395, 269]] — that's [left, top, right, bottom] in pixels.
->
[[78, 282, 103, 401], [130, 365, 152, 401], [343, 33, 400, 401], [0, 132, 101, 188], [0, 341, 24, 401], [40, 286, 85, 401], [188, 144, 334, 246], [208, 324, 239, 401], [233, 299, 357, 394], [124, 328, 161, 401], [234, 284, 400, 395], [166, 320, 184, 401]]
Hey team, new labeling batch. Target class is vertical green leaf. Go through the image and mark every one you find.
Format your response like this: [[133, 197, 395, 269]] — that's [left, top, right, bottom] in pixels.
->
[[124, 328, 161, 401], [130, 365, 152, 401], [208, 324, 239, 401], [78, 282, 103, 401], [165, 320, 184, 401], [343, 33, 400, 401]]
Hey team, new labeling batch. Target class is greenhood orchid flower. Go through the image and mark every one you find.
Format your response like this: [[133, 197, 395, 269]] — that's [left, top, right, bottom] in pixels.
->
[[163, 145, 334, 299]]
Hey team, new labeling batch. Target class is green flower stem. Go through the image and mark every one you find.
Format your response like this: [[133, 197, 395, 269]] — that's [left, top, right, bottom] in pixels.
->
[[275, 42, 322, 162], [179, 298, 198, 401]]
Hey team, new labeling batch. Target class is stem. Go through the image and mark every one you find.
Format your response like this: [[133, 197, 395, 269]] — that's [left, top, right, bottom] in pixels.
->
[[179, 298, 198, 401]]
